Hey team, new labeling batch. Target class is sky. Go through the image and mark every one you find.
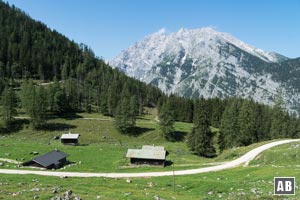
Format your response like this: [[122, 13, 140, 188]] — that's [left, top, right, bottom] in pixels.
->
[[5, 0, 300, 60]]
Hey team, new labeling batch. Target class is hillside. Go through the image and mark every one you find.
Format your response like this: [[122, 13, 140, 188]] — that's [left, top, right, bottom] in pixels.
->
[[1, 1, 300, 151], [0, 1, 163, 117], [110, 28, 300, 114], [1, 136, 299, 199]]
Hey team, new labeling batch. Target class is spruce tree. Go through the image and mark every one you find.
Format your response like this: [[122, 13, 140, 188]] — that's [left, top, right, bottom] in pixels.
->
[[20, 80, 47, 129], [270, 102, 286, 139], [188, 98, 216, 157], [100, 94, 109, 116], [31, 86, 48, 129], [20, 80, 35, 117], [0, 85, 17, 128], [238, 100, 257, 146], [130, 95, 138, 126], [159, 100, 175, 141], [218, 98, 240, 151], [115, 85, 136, 134], [65, 77, 79, 111]]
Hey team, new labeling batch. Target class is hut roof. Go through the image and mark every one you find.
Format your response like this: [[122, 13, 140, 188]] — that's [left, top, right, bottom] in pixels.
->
[[30, 150, 68, 168], [126, 146, 166, 160], [61, 133, 80, 139], [142, 145, 165, 151]]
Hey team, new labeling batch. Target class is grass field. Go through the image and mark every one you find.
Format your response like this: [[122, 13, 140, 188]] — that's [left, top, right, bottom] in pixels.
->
[[0, 113, 281, 173], [1, 143, 300, 199], [0, 112, 299, 199]]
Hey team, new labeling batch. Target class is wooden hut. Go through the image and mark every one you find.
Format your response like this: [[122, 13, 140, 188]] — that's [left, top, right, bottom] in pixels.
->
[[61, 133, 80, 145], [126, 145, 167, 166], [22, 150, 68, 169]]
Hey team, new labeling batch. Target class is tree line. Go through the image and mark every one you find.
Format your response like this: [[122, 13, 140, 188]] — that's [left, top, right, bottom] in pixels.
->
[[1, 1, 300, 158], [0, 1, 163, 132], [158, 95, 300, 157]]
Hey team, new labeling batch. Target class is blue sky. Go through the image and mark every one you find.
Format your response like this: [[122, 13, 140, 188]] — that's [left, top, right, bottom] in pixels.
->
[[5, 0, 300, 60]]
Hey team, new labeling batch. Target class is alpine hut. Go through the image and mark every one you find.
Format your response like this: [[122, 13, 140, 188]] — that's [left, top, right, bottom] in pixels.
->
[[61, 132, 80, 145], [22, 149, 68, 169], [126, 145, 167, 166]]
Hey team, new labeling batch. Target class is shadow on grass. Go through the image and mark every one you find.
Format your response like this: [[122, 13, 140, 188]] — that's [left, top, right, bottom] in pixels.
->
[[166, 131, 187, 142], [165, 160, 174, 167], [136, 116, 151, 121], [0, 119, 29, 134], [77, 144, 89, 146], [51, 112, 83, 120], [63, 160, 76, 168], [126, 127, 155, 137], [40, 123, 77, 131]]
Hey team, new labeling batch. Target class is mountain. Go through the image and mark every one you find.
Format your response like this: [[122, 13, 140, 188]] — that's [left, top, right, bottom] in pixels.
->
[[110, 27, 300, 114]]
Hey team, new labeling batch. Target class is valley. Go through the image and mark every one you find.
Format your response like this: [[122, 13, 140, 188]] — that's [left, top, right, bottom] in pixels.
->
[[0, 112, 299, 199], [1, 1, 300, 199]]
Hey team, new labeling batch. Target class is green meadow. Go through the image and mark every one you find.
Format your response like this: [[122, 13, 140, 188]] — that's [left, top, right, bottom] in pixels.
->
[[0, 112, 299, 199]]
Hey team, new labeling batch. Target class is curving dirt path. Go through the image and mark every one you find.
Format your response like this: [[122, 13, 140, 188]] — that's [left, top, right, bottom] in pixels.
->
[[0, 158, 20, 164], [0, 139, 299, 178]]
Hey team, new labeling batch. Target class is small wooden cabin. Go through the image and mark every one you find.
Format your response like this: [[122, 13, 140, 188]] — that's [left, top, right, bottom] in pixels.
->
[[22, 150, 68, 169], [126, 145, 167, 167], [61, 133, 80, 145]]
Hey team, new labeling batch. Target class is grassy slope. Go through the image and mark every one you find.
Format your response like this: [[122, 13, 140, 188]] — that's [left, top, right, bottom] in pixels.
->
[[0, 112, 299, 199], [0, 112, 280, 173], [1, 143, 300, 199]]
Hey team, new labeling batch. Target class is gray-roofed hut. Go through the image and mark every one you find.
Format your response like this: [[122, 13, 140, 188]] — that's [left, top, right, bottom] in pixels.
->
[[126, 145, 167, 167], [22, 150, 68, 169], [61, 133, 80, 145]]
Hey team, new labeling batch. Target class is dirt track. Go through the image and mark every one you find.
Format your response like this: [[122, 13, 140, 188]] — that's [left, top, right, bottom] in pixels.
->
[[0, 139, 298, 178]]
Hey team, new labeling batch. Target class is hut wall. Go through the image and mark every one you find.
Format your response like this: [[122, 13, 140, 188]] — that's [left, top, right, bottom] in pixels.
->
[[130, 158, 165, 166]]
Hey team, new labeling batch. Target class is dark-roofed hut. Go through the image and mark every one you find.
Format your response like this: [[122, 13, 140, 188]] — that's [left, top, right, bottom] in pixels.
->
[[126, 145, 167, 167], [61, 133, 80, 145], [22, 150, 68, 169]]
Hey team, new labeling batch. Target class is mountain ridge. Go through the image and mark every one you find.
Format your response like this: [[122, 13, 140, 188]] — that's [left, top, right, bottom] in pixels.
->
[[110, 27, 300, 114]]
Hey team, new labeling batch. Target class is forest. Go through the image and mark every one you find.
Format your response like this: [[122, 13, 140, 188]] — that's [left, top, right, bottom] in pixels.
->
[[1, 1, 300, 158]]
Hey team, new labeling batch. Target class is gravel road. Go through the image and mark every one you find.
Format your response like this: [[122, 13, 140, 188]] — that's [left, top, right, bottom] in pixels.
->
[[0, 139, 298, 178]]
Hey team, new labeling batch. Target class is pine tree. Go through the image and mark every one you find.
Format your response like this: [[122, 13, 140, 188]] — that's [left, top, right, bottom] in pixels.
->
[[32, 86, 48, 128], [107, 83, 118, 116], [0, 85, 17, 128], [238, 100, 257, 146], [188, 98, 216, 157], [218, 98, 240, 151], [114, 85, 136, 134], [61, 63, 68, 80], [210, 98, 225, 128], [20, 80, 34, 116], [270, 102, 286, 139], [130, 95, 138, 126], [20, 80, 47, 129], [48, 78, 68, 115], [53, 89, 68, 115], [65, 77, 79, 111], [100, 94, 109, 116], [159, 100, 175, 141]]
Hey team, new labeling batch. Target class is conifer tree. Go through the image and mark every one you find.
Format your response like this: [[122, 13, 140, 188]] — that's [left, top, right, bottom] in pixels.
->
[[64, 77, 79, 111], [188, 98, 216, 157], [0, 85, 17, 128], [20, 80, 35, 116], [32, 86, 48, 128], [115, 85, 136, 133], [238, 100, 257, 146], [100, 94, 109, 116], [270, 101, 286, 139], [20, 80, 47, 129], [218, 99, 240, 151], [130, 95, 138, 126], [159, 100, 175, 141]]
